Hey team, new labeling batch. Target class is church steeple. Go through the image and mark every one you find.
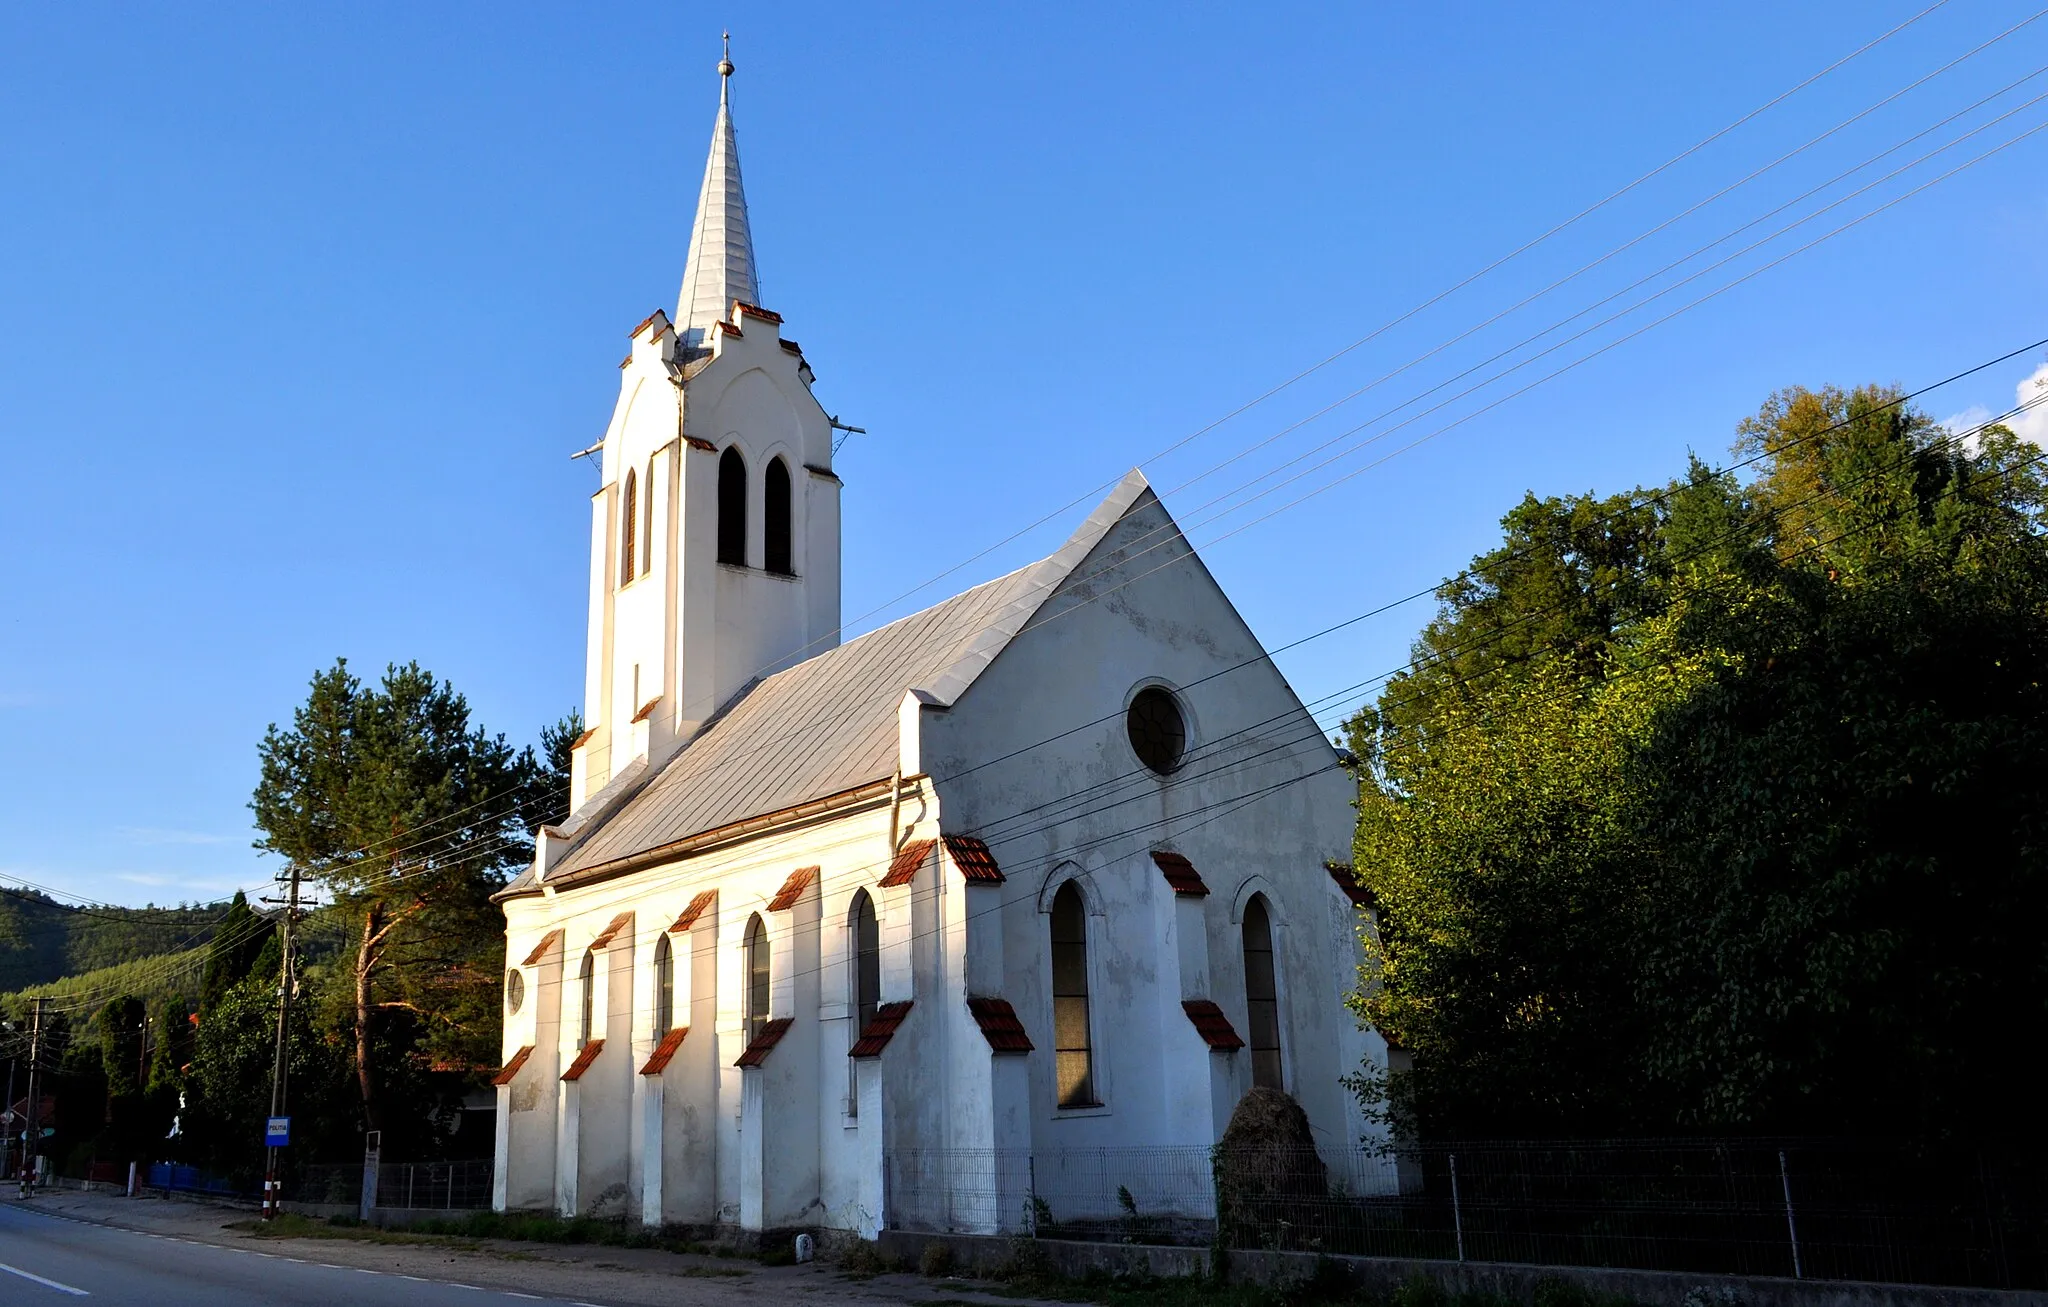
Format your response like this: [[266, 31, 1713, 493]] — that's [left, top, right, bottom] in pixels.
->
[[676, 35, 759, 348], [565, 33, 840, 816]]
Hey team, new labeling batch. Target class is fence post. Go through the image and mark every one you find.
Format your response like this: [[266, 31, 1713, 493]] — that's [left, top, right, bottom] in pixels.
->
[[1778, 1149, 1802, 1280], [1028, 1155, 1038, 1235], [1450, 1153, 1466, 1263], [360, 1130, 381, 1222]]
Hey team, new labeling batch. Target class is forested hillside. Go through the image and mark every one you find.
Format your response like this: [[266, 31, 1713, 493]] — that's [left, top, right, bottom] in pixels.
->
[[0, 888, 227, 993]]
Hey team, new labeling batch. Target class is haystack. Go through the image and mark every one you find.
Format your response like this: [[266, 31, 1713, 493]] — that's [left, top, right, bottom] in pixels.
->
[[1213, 1087, 1329, 1247]]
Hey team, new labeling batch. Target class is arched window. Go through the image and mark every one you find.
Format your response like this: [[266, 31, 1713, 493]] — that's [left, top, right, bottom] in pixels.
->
[[1050, 882, 1096, 1107], [578, 947, 597, 1047], [619, 469, 637, 586], [1242, 896, 1283, 1090], [847, 889, 880, 1113], [849, 890, 880, 1036], [642, 455, 656, 577], [743, 913, 770, 1044], [718, 447, 747, 566], [764, 457, 793, 575], [653, 933, 675, 1035]]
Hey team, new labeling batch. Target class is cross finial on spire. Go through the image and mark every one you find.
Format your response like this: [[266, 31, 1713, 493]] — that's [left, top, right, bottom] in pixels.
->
[[719, 32, 734, 103]]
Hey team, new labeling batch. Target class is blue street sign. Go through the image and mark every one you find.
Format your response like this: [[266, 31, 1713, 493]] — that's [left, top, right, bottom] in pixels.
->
[[265, 1116, 290, 1147]]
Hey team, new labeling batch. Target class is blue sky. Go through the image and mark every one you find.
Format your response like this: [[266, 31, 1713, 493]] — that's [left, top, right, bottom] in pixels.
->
[[3, 3, 2045, 907]]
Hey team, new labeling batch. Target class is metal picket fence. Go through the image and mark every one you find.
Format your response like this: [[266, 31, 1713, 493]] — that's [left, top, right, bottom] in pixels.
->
[[886, 1139, 2048, 1291], [285, 1158, 494, 1211]]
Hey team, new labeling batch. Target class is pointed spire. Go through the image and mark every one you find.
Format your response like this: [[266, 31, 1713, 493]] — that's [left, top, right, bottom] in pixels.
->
[[676, 33, 759, 348]]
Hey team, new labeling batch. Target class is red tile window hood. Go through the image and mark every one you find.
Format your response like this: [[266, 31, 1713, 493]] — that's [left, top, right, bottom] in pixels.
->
[[561, 1039, 605, 1082], [640, 1027, 688, 1075], [966, 997, 1033, 1054], [735, 1017, 794, 1068], [1181, 1000, 1244, 1050], [848, 1001, 912, 1058]]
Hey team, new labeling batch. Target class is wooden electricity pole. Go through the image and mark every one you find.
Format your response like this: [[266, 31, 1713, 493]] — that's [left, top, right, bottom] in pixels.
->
[[261, 864, 302, 1219], [19, 997, 45, 1197]]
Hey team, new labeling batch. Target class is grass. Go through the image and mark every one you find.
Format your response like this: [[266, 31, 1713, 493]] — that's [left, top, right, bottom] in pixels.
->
[[230, 1210, 751, 1272], [968, 1246, 1644, 1307], [1003, 1275, 1637, 1307]]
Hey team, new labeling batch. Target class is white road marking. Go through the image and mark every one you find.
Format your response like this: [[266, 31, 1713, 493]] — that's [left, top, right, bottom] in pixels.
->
[[0, 1260, 90, 1296]]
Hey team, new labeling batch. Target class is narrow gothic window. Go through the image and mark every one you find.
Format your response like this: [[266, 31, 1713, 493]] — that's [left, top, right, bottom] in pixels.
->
[[718, 447, 747, 566], [578, 947, 597, 1047], [848, 889, 880, 1113], [849, 890, 880, 1037], [764, 457, 793, 575], [642, 455, 656, 577], [620, 469, 637, 586], [743, 913, 770, 1044], [1243, 896, 1283, 1090], [653, 933, 675, 1034], [1051, 882, 1096, 1107]]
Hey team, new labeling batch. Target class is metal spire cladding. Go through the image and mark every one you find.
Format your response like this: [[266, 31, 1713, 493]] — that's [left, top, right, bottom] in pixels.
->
[[676, 34, 759, 348]]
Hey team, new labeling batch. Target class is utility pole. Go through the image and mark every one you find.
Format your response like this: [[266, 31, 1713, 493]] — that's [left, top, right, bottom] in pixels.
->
[[261, 864, 302, 1220], [20, 998, 45, 1198], [2, 1031, 15, 1184]]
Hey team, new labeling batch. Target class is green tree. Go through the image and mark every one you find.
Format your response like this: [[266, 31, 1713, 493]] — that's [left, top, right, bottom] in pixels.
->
[[251, 660, 536, 1134], [529, 708, 583, 833], [1627, 387, 2048, 1135], [184, 942, 343, 1184], [199, 891, 270, 1010], [1347, 383, 2048, 1139]]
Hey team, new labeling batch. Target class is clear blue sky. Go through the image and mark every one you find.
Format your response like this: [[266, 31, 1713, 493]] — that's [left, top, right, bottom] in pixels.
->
[[3, 3, 2045, 907]]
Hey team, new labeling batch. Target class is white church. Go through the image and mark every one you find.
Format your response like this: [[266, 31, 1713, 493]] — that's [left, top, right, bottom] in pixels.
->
[[491, 47, 1386, 1237]]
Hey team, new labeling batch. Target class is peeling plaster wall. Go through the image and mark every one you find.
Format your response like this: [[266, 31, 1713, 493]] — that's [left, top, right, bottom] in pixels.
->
[[926, 492, 1385, 1170]]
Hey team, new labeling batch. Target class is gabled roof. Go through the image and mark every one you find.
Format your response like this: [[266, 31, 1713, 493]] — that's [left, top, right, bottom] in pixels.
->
[[511, 471, 1159, 893]]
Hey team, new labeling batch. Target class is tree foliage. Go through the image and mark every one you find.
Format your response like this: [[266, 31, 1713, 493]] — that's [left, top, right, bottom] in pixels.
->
[[251, 659, 542, 1133], [1348, 384, 2048, 1139]]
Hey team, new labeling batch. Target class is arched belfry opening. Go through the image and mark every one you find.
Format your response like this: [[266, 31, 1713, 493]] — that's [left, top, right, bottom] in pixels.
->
[[764, 456, 793, 575], [620, 468, 638, 586], [718, 447, 747, 566]]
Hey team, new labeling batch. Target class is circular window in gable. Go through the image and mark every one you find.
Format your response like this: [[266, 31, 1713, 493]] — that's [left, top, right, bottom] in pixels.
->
[[505, 968, 526, 1016], [1127, 686, 1187, 775]]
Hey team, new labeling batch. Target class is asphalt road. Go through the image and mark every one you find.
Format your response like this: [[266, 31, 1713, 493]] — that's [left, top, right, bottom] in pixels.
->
[[0, 1201, 613, 1306]]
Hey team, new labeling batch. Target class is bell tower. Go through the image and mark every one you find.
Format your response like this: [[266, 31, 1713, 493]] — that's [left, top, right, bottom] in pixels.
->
[[568, 40, 842, 813]]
